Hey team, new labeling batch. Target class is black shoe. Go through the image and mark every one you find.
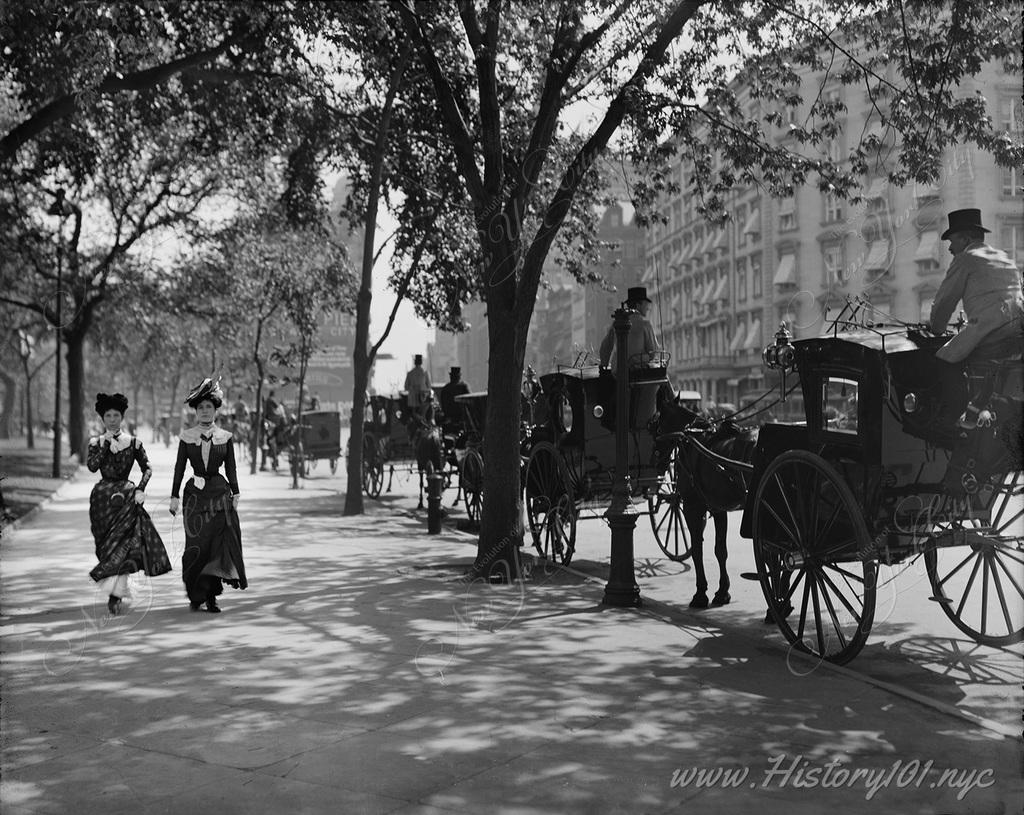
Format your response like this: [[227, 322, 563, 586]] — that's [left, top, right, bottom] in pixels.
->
[[107, 595, 122, 615], [189, 600, 202, 612], [205, 598, 221, 613]]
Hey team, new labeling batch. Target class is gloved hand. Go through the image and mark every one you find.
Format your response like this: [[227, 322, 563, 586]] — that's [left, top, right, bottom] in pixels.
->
[[134, 491, 146, 505], [232, 494, 240, 510], [169, 496, 180, 516]]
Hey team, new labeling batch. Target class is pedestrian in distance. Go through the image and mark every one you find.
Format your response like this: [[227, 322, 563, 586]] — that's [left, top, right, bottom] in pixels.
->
[[87, 392, 172, 615], [169, 378, 247, 613]]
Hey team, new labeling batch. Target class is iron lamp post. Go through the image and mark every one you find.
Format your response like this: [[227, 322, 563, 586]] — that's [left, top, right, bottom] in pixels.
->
[[47, 188, 73, 478], [602, 306, 641, 608]]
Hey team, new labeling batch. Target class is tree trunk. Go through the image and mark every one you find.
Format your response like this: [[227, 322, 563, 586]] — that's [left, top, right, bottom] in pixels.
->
[[0, 366, 15, 439], [343, 334, 370, 516], [475, 256, 527, 582], [250, 358, 265, 475], [21, 357, 34, 448], [65, 330, 87, 460]]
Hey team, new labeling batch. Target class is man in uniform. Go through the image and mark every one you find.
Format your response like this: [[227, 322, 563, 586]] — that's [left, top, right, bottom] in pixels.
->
[[439, 366, 471, 434], [929, 208, 1023, 363], [599, 285, 661, 369]]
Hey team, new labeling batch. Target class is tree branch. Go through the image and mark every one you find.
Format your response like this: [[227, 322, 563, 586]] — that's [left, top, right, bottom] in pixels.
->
[[2, 22, 261, 163], [394, 0, 485, 207]]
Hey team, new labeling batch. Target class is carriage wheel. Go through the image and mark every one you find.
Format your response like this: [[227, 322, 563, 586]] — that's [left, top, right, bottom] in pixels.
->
[[362, 433, 384, 498], [648, 442, 691, 561], [925, 471, 1024, 646], [752, 450, 876, 666], [525, 442, 577, 565], [460, 449, 484, 524]]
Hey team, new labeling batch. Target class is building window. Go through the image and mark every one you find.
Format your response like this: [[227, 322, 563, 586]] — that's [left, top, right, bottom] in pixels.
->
[[735, 203, 747, 248], [1001, 224, 1024, 271], [737, 256, 748, 301], [1002, 166, 1022, 198], [919, 295, 934, 322], [824, 191, 843, 223], [684, 279, 693, 317], [823, 242, 845, 284], [752, 256, 763, 298], [998, 96, 1022, 134], [779, 195, 796, 231]]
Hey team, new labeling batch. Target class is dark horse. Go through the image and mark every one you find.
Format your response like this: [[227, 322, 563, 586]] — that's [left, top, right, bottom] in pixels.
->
[[655, 394, 758, 609], [412, 404, 444, 510]]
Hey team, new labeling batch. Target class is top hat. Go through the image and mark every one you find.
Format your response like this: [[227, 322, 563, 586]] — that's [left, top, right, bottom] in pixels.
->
[[941, 209, 991, 240], [449, 366, 461, 376], [413, 354, 423, 364], [626, 286, 651, 304]]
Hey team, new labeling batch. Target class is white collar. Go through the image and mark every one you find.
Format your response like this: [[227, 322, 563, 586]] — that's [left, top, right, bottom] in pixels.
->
[[101, 431, 132, 453], [180, 425, 232, 445]]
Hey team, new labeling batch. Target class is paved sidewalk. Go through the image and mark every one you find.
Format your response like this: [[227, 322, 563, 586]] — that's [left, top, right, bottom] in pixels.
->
[[1, 447, 1021, 814]]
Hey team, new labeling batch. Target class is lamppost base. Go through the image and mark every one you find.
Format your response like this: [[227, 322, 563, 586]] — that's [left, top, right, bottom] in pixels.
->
[[602, 509, 641, 608]]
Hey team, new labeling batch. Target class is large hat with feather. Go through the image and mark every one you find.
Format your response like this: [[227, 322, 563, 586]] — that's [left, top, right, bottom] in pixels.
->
[[184, 377, 224, 409]]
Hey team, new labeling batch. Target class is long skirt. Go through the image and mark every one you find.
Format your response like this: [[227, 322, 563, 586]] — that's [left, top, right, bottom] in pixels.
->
[[89, 479, 172, 582], [180, 476, 247, 604]]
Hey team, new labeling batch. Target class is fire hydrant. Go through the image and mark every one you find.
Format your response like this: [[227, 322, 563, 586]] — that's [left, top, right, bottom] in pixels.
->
[[427, 473, 444, 534]]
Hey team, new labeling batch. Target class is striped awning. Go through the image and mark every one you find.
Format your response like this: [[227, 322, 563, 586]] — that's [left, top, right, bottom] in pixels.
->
[[865, 240, 890, 271], [913, 231, 940, 263], [773, 254, 796, 286]]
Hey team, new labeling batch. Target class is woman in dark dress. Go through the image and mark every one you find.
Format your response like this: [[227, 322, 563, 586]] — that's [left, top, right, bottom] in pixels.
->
[[87, 392, 172, 614], [169, 378, 247, 613]]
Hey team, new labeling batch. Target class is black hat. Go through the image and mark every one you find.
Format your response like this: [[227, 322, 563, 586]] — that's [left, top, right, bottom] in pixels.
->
[[626, 286, 651, 304], [450, 366, 461, 376], [941, 208, 991, 240], [414, 354, 423, 364], [184, 377, 224, 409], [95, 392, 128, 416]]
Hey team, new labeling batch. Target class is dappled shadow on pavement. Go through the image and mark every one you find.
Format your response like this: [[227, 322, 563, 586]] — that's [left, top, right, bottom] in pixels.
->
[[2, 481, 1021, 815]]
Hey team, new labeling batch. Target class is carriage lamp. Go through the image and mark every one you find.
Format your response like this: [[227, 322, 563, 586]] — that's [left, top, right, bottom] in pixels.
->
[[903, 393, 918, 413], [593, 405, 604, 418], [762, 322, 796, 402]]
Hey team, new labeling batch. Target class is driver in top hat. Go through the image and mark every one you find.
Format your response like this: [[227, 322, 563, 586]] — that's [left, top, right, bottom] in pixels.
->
[[599, 285, 661, 369], [929, 208, 1023, 363]]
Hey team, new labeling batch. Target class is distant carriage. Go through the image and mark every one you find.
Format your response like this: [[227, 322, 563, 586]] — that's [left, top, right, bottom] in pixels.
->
[[359, 394, 459, 507], [294, 410, 343, 476], [523, 354, 680, 564]]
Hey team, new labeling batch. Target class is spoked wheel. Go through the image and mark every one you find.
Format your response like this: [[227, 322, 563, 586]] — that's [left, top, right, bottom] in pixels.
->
[[362, 433, 384, 498], [525, 441, 577, 565], [648, 442, 691, 561], [752, 450, 877, 666], [460, 448, 484, 524], [925, 471, 1024, 646]]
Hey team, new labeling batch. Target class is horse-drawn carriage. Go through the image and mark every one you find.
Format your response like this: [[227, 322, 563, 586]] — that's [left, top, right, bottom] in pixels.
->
[[523, 356, 679, 564], [294, 410, 343, 476], [360, 393, 460, 507], [660, 321, 1023, 665]]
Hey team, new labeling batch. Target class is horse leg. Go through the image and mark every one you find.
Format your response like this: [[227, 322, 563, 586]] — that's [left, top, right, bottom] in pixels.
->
[[710, 511, 731, 606], [417, 470, 425, 510], [386, 464, 395, 493], [685, 504, 710, 609]]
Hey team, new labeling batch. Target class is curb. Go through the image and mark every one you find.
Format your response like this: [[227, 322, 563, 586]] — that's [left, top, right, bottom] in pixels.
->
[[1, 464, 86, 538]]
